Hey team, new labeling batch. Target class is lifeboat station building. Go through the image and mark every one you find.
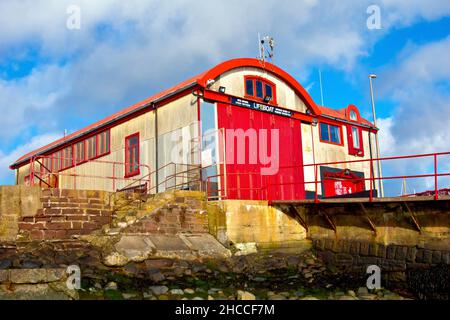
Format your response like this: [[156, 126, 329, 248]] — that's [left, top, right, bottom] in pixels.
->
[[10, 58, 379, 201]]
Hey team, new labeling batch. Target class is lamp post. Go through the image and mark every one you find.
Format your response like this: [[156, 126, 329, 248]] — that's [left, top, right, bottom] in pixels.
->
[[369, 74, 384, 197]]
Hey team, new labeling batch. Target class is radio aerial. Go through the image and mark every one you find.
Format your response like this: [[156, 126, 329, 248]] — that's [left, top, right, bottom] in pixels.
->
[[258, 34, 275, 62]]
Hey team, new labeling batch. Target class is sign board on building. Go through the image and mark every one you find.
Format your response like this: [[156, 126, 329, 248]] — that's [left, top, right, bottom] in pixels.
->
[[230, 97, 293, 118]]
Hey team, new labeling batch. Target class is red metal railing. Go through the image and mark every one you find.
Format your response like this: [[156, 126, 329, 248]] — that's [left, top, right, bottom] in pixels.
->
[[28, 154, 152, 192], [206, 151, 450, 202]]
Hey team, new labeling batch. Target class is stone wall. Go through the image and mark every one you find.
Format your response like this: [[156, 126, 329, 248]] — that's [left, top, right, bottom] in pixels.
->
[[313, 238, 449, 276], [122, 192, 209, 234], [0, 186, 209, 242], [209, 200, 308, 248], [0, 186, 42, 241], [18, 189, 113, 240], [279, 200, 450, 288], [0, 268, 78, 300]]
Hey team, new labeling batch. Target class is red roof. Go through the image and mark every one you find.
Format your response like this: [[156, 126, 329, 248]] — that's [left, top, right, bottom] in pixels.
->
[[11, 58, 371, 169], [318, 105, 375, 128]]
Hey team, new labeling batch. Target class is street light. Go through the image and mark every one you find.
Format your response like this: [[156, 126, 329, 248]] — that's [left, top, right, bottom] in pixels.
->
[[369, 74, 384, 197]]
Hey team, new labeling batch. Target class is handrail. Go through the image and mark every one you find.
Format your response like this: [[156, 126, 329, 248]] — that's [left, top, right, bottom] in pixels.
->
[[205, 151, 450, 202]]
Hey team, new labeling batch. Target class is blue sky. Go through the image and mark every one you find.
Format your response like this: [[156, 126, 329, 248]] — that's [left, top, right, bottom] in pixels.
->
[[0, 0, 449, 196]]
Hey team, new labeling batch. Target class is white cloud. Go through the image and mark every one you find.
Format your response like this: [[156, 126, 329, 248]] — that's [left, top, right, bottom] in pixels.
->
[[374, 36, 450, 195], [0, 132, 62, 184], [0, 0, 449, 185]]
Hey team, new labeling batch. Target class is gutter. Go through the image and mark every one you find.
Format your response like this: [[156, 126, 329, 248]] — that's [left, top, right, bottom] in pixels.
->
[[320, 114, 378, 131], [11, 82, 198, 169]]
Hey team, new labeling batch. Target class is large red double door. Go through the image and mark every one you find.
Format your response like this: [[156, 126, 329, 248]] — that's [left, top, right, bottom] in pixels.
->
[[216, 103, 305, 200]]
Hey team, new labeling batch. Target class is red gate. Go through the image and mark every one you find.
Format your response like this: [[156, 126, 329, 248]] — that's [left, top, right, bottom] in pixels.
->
[[216, 102, 305, 200]]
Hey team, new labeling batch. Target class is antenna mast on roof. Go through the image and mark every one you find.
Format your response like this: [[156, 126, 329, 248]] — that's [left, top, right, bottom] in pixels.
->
[[258, 33, 275, 63], [319, 70, 324, 106]]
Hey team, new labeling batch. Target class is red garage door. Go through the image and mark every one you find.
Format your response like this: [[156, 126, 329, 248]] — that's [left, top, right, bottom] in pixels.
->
[[217, 102, 305, 200]]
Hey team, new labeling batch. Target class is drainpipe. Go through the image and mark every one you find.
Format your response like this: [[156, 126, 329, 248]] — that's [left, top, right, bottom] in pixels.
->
[[154, 105, 159, 193]]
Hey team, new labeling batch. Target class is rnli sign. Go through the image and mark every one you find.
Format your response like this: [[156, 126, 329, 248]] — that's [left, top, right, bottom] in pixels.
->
[[230, 97, 293, 118]]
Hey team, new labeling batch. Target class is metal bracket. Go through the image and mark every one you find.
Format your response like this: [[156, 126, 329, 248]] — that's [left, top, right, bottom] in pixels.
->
[[403, 202, 421, 233], [358, 203, 377, 236], [288, 205, 309, 232], [319, 208, 337, 236]]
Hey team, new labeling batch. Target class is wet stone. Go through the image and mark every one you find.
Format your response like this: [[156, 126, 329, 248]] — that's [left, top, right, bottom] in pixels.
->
[[0, 260, 12, 270]]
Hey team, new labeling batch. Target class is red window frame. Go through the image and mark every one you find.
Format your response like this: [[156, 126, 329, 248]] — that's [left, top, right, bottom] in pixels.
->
[[125, 132, 140, 178], [75, 140, 87, 165], [47, 129, 111, 173], [96, 130, 110, 157], [319, 121, 344, 146], [347, 125, 364, 157], [244, 76, 277, 104]]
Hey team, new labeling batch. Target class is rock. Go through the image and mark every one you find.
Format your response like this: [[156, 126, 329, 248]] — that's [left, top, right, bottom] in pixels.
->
[[347, 290, 356, 297], [123, 293, 138, 299], [143, 292, 154, 299], [294, 290, 305, 297], [305, 258, 316, 266], [9, 269, 48, 284], [22, 260, 43, 269], [359, 294, 378, 300], [301, 296, 319, 300], [170, 289, 184, 295], [304, 272, 313, 279], [253, 277, 266, 282], [150, 286, 169, 295], [105, 282, 118, 290], [208, 288, 220, 294], [357, 287, 369, 295], [0, 260, 12, 270], [269, 294, 286, 300], [184, 288, 195, 294], [193, 297, 204, 300], [234, 243, 258, 256], [114, 235, 155, 262], [148, 270, 165, 282], [237, 290, 256, 300], [208, 295, 215, 300], [158, 295, 169, 300], [117, 222, 128, 228], [184, 270, 192, 276], [103, 252, 128, 267], [339, 295, 358, 300]]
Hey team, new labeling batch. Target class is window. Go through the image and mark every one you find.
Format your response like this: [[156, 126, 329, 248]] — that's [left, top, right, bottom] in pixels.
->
[[347, 125, 364, 156], [244, 76, 276, 103], [352, 127, 360, 149], [75, 141, 85, 164], [255, 80, 263, 98], [125, 133, 140, 177], [319, 122, 342, 145], [44, 129, 111, 173], [97, 130, 110, 157], [42, 157, 52, 173], [53, 151, 61, 172], [87, 136, 96, 160], [245, 79, 254, 96], [61, 146, 73, 169], [350, 110, 357, 121]]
